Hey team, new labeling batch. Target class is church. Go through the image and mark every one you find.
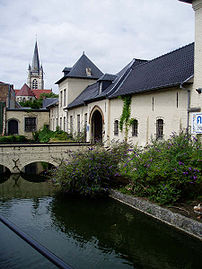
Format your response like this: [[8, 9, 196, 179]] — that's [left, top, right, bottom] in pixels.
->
[[15, 41, 52, 103], [48, 0, 201, 146]]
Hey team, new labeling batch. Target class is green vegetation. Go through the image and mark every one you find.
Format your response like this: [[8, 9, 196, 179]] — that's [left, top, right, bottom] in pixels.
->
[[19, 92, 58, 109], [52, 132, 201, 204], [52, 142, 128, 197], [119, 132, 202, 205], [0, 135, 28, 143], [119, 95, 132, 141], [33, 126, 73, 143]]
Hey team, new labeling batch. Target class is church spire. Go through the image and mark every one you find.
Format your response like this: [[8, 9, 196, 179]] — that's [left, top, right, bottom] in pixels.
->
[[27, 41, 44, 89], [32, 41, 40, 72]]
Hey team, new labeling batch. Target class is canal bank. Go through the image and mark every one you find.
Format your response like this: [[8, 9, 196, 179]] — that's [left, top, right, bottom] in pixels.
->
[[110, 190, 202, 241]]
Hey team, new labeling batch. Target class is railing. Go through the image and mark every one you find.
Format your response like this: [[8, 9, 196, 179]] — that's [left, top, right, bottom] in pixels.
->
[[0, 215, 73, 269]]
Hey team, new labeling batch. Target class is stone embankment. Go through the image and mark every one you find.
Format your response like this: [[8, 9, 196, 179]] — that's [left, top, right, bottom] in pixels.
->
[[110, 190, 202, 241]]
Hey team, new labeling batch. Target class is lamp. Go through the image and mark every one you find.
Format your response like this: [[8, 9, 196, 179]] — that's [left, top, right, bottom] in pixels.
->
[[196, 88, 202, 94]]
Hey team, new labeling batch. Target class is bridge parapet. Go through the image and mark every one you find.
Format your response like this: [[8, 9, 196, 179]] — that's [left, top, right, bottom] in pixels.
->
[[0, 143, 91, 173]]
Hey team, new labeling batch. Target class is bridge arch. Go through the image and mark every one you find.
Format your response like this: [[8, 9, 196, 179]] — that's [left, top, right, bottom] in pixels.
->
[[0, 163, 11, 174], [19, 159, 58, 173]]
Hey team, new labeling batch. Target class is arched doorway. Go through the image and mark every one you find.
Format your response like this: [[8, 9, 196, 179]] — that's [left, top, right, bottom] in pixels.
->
[[91, 110, 103, 143], [8, 119, 18, 135]]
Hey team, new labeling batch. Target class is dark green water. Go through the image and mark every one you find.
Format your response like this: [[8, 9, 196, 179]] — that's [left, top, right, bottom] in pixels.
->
[[0, 175, 201, 269]]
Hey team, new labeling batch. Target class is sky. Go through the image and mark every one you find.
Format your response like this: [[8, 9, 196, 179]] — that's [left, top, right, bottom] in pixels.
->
[[0, 0, 194, 93]]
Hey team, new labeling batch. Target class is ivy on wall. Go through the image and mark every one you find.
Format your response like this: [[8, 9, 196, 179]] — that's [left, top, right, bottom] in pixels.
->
[[119, 95, 132, 141]]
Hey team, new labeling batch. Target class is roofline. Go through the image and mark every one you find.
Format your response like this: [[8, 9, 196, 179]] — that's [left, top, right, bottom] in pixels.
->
[[109, 82, 192, 99], [55, 75, 99, 84], [178, 0, 192, 4], [7, 108, 49, 112]]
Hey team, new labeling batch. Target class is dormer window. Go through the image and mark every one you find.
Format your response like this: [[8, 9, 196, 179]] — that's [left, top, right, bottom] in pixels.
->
[[86, 67, 92, 76], [99, 82, 103, 94]]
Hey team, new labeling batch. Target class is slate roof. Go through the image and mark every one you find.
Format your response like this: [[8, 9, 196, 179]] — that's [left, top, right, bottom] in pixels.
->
[[43, 98, 58, 108], [67, 43, 194, 109], [32, 41, 40, 72], [110, 43, 194, 98], [179, 0, 192, 3], [56, 53, 103, 84], [67, 58, 146, 109]]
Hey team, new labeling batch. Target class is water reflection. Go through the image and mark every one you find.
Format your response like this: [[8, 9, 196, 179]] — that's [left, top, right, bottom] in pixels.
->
[[0, 174, 56, 200], [0, 176, 202, 269], [50, 196, 202, 269]]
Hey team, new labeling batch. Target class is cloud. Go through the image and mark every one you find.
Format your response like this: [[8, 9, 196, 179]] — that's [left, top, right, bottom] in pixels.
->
[[0, 0, 194, 92]]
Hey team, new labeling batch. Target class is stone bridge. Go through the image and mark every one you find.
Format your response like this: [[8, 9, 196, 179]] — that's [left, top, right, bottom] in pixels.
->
[[0, 143, 90, 173]]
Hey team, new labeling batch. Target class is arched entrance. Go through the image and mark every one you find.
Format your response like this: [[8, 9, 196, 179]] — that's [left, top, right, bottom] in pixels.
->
[[91, 110, 103, 143], [8, 119, 18, 135]]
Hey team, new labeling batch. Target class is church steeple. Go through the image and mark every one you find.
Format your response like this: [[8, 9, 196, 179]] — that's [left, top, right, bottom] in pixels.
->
[[32, 41, 40, 72], [27, 41, 44, 89]]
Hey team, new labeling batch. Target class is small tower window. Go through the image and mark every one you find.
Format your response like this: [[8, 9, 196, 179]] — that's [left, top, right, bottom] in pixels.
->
[[132, 119, 138, 137], [156, 119, 164, 140], [32, 79, 38, 89], [114, 120, 119, 136]]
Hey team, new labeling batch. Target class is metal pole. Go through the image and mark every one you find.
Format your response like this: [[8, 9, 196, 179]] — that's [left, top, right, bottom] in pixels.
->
[[0, 215, 73, 269]]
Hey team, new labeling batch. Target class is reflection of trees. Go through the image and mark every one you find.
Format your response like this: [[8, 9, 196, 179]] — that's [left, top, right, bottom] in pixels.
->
[[50, 196, 202, 269], [0, 175, 56, 200]]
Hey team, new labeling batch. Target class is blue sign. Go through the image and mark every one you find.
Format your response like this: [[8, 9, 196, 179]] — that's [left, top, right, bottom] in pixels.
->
[[192, 113, 202, 134]]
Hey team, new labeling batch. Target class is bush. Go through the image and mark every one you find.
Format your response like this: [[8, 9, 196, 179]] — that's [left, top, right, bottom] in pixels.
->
[[119, 132, 202, 205], [0, 135, 28, 143], [33, 126, 73, 142], [52, 143, 128, 197]]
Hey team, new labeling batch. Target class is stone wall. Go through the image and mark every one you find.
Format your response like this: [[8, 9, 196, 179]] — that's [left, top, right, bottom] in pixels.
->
[[110, 190, 202, 240]]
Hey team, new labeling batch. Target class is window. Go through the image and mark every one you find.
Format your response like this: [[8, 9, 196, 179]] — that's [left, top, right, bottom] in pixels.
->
[[114, 120, 119, 136], [176, 92, 179, 108], [60, 117, 62, 129], [84, 113, 87, 141], [25, 117, 36, 132], [32, 79, 38, 89], [64, 89, 66, 107], [56, 118, 58, 127], [70, 116, 73, 134], [77, 114, 80, 134], [63, 117, 66, 131], [132, 119, 138, 137], [60, 91, 62, 107], [156, 119, 164, 140], [152, 97, 154, 111]]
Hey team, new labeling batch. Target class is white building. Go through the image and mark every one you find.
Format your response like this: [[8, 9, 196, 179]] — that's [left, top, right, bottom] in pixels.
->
[[51, 0, 201, 146]]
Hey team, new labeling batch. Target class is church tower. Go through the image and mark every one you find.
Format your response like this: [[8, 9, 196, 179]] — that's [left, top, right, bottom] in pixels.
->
[[27, 41, 44, 89]]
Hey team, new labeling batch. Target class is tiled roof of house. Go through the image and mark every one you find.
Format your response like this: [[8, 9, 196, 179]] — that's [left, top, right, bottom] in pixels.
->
[[56, 53, 103, 84], [15, 85, 52, 99], [15, 84, 35, 97], [32, 89, 52, 99], [110, 43, 194, 98]]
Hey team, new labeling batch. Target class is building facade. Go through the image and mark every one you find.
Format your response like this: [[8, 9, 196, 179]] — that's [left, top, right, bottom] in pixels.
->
[[52, 0, 201, 146]]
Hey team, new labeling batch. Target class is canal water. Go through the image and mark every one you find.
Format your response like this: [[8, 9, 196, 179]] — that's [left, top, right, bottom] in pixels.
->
[[0, 174, 201, 269]]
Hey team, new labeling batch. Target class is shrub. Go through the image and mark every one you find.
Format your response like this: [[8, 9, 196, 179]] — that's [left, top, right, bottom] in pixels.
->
[[119, 132, 202, 205], [0, 135, 28, 143], [52, 143, 128, 197], [33, 126, 73, 142]]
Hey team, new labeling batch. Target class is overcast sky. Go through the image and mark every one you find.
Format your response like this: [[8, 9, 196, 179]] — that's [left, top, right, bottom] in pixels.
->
[[0, 0, 194, 93]]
